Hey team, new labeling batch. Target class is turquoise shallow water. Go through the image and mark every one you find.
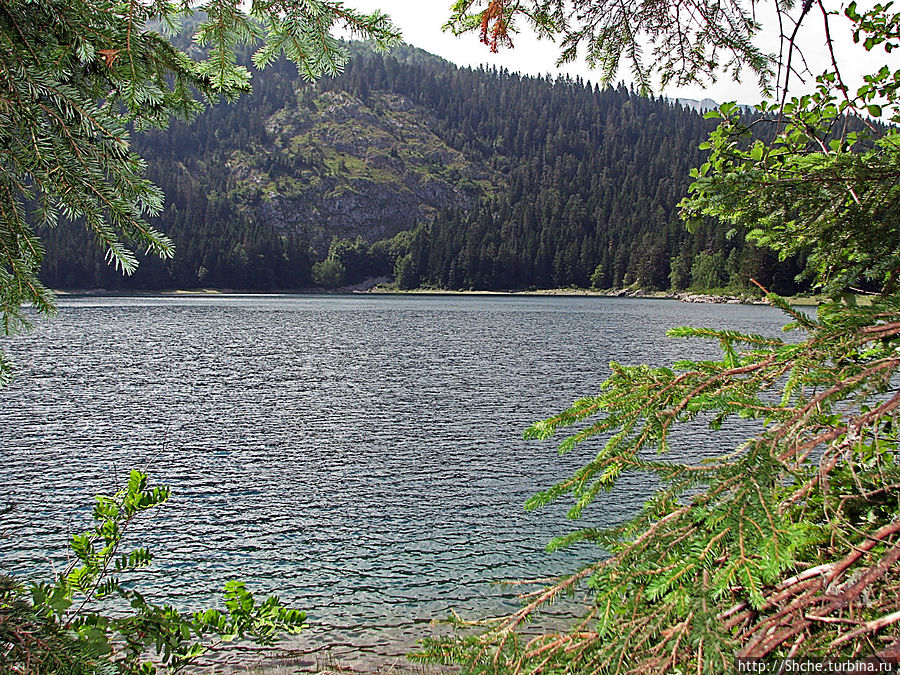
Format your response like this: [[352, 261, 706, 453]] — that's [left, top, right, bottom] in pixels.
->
[[0, 294, 791, 666]]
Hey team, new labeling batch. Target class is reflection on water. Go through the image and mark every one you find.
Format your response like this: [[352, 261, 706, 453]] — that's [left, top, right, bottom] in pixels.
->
[[0, 294, 790, 666]]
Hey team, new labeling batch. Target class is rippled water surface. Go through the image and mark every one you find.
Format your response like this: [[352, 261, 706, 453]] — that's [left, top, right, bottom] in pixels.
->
[[0, 294, 791, 665]]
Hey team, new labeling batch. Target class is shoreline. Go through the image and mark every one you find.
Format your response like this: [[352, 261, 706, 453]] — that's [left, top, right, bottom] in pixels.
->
[[362, 286, 781, 304], [51, 286, 823, 305]]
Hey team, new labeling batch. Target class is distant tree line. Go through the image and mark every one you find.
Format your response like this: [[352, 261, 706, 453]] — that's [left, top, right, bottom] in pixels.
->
[[38, 44, 808, 294]]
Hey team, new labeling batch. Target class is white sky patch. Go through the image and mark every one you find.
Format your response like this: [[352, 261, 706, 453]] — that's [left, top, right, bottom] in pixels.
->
[[339, 0, 882, 106]]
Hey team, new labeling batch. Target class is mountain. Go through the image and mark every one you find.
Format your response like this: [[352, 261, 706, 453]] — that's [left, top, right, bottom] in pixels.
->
[[227, 88, 494, 253], [37, 42, 806, 293], [675, 97, 720, 112]]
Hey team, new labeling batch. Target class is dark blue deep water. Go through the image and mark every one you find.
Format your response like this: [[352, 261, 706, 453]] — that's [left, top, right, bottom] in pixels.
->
[[0, 294, 792, 667]]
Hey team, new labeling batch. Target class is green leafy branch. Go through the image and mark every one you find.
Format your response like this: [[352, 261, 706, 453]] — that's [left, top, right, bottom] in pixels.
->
[[3, 470, 306, 674]]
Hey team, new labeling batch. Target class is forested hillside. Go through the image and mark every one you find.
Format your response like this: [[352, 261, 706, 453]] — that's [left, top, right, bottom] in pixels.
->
[[38, 43, 806, 293]]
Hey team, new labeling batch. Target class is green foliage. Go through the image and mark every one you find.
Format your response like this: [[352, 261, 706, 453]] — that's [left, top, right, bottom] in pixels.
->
[[681, 100, 900, 295], [689, 250, 727, 290], [312, 256, 347, 288], [1, 470, 305, 673], [319, 235, 398, 285], [0, 0, 400, 383], [1, 576, 114, 675], [668, 250, 692, 290], [589, 264, 605, 290], [394, 252, 420, 290]]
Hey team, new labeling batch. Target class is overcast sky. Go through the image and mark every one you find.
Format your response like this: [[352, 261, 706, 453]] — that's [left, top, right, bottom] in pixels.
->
[[341, 0, 878, 106]]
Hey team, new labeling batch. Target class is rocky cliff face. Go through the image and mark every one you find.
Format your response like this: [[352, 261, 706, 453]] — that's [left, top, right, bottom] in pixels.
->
[[225, 89, 496, 254]]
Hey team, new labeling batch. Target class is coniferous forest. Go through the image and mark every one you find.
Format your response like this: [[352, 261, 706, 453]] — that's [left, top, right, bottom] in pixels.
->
[[38, 43, 807, 294]]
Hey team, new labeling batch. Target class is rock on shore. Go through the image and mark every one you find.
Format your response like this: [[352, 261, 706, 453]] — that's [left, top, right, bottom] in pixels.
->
[[603, 288, 767, 304]]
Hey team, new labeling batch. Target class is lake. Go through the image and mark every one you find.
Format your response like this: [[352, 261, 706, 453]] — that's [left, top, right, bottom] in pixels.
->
[[0, 294, 792, 668]]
